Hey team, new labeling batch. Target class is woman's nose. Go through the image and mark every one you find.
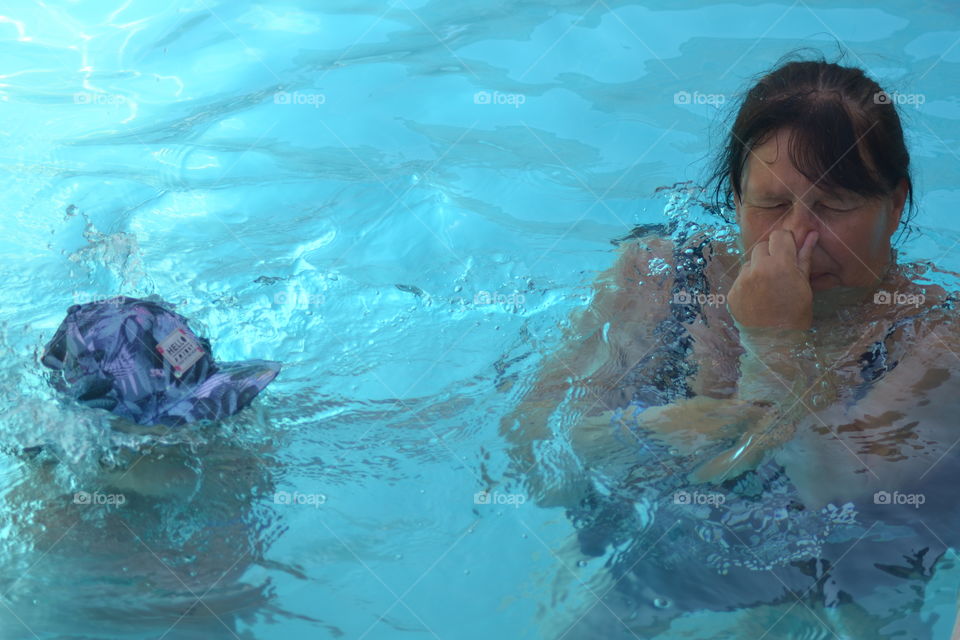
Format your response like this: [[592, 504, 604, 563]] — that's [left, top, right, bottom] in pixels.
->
[[776, 201, 821, 240]]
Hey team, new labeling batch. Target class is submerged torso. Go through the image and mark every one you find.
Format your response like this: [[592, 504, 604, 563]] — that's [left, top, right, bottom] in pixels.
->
[[568, 227, 960, 637]]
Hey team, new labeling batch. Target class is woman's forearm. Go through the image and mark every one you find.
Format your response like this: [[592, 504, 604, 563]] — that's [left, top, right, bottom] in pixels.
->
[[505, 326, 830, 495], [612, 328, 823, 447], [736, 325, 824, 415], [583, 327, 828, 483], [684, 325, 829, 482]]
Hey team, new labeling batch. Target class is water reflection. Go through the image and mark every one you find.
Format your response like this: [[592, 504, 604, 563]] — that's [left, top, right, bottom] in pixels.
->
[[0, 425, 283, 639]]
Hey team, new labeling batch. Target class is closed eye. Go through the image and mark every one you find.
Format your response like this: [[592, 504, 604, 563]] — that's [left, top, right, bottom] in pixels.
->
[[754, 203, 854, 212]]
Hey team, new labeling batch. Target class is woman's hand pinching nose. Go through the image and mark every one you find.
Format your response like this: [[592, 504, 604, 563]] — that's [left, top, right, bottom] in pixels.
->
[[727, 229, 819, 330]]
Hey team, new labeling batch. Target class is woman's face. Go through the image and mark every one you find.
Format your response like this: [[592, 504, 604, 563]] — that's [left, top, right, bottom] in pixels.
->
[[733, 127, 907, 292]]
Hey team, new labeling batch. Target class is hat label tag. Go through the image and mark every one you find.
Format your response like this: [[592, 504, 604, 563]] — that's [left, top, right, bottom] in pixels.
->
[[156, 327, 205, 378]]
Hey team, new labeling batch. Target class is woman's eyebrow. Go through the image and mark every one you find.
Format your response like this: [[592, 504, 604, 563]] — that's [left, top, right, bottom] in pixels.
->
[[748, 191, 791, 200]]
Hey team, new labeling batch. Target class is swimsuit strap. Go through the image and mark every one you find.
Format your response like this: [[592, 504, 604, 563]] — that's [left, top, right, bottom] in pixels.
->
[[620, 225, 714, 406]]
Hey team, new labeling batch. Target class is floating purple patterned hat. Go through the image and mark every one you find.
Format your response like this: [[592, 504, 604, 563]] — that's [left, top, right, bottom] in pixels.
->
[[40, 296, 281, 427]]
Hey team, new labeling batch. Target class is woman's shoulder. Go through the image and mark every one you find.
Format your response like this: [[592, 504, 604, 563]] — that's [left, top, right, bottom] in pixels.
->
[[616, 226, 675, 261], [849, 263, 960, 392], [613, 227, 741, 325], [610, 229, 676, 293], [868, 261, 958, 326], [584, 229, 678, 335], [615, 226, 738, 277]]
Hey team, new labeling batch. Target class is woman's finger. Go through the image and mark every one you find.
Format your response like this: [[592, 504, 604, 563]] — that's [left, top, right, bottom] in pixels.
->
[[796, 230, 818, 277], [767, 229, 797, 262], [744, 236, 770, 263]]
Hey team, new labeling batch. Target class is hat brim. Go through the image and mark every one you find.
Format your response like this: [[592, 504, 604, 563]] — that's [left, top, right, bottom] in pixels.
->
[[154, 359, 281, 427]]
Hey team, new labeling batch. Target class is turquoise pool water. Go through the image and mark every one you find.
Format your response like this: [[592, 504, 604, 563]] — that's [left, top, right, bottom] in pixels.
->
[[2, 1, 960, 639]]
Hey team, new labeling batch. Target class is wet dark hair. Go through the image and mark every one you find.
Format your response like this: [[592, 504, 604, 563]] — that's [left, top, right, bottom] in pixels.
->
[[703, 50, 916, 245]]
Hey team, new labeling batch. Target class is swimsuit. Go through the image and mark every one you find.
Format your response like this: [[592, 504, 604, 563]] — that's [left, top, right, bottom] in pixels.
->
[[564, 224, 960, 637]]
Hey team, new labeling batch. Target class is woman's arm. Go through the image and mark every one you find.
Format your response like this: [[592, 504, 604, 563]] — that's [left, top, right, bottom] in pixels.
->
[[568, 323, 827, 485], [685, 325, 826, 482], [499, 233, 676, 507], [583, 227, 829, 482]]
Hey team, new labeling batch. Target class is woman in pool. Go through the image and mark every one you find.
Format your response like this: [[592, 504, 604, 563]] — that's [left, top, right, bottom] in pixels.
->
[[501, 55, 960, 637]]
